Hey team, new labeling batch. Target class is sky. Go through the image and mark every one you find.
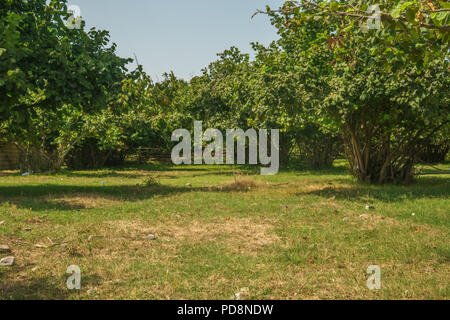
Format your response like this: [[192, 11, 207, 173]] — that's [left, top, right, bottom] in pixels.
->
[[69, 0, 286, 81]]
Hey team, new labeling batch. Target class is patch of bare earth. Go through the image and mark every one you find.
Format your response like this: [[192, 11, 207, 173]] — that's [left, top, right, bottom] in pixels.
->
[[211, 177, 260, 192], [48, 194, 119, 209], [106, 218, 280, 255]]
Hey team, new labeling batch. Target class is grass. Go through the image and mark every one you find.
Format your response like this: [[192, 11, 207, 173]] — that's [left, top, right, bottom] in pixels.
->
[[0, 160, 448, 300]]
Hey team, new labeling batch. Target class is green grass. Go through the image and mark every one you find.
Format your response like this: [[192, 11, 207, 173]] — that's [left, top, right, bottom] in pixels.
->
[[0, 161, 449, 300]]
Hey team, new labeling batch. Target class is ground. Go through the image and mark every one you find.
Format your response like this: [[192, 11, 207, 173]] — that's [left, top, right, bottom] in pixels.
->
[[0, 161, 449, 300]]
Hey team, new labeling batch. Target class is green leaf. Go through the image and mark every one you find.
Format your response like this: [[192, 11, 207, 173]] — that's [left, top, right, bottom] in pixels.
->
[[391, 1, 416, 18], [440, 1, 450, 9], [405, 8, 418, 23], [329, 2, 340, 11], [430, 12, 449, 26], [399, 1, 417, 11], [391, 7, 402, 19]]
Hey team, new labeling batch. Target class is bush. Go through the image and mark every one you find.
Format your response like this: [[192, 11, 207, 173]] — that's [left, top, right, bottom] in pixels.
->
[[65, 139, 125, 170], [418, 144, 449, 164], [142, 176, 160, 187]]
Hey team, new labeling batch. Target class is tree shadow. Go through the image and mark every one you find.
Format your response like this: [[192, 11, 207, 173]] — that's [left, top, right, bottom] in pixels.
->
[[54, 163, 257, 179], [297, 176, 450, 202], [0, 184, 194, 212], [59, 171, 144, 179], [0, 178, 266, 212], [281, 164, 351, 177], [0, 272, 102, 300]]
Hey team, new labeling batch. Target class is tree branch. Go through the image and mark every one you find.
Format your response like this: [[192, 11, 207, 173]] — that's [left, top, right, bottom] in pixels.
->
[[253, 2, 450, 32]]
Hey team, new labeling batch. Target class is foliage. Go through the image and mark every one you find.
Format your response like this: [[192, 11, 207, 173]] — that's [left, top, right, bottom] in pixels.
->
[[259, 0, 450, 183], [256, 1, 450, 61], [142, 175, 161, 187], [0, 0, 132, 171], [1, 0, 448, 184]]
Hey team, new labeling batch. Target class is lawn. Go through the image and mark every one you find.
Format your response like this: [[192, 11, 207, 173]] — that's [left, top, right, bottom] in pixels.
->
[[0, 161, 449, 300]]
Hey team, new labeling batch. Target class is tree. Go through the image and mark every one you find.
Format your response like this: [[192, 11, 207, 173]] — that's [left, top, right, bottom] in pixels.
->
[[248, 38, 341, 168], [261, 0, 449, 183], [0, 0, 132, 171], [255, 1, 450, 42]]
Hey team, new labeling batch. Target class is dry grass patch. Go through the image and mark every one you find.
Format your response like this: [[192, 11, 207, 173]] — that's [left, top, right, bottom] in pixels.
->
[[105, 217, 280, 255], [212, 176, 260, 192], [357, 214, 401, 231], [0, 194, 120, 211], [298, 184, 331, 193], [49, 194, 120, 210]]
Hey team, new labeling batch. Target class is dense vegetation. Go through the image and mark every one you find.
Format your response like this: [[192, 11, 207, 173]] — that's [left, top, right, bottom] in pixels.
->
[[1, 0, 449, 184]]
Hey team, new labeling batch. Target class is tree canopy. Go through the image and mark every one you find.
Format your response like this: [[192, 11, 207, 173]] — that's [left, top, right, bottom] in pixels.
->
[[1, 0, 448, 183]]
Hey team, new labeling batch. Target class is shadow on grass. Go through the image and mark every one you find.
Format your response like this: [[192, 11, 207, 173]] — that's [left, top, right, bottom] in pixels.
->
[[1, 160, 350, 179], [1, 161, 448, 212], [0, 179, 269, 212], [284, 166, 351, 177], [0, 184, 194, 211], [54, 163, 259, 179], [0, 273, 102, 300], [297, 176, 450, 202], [1, 176, 448, 213]]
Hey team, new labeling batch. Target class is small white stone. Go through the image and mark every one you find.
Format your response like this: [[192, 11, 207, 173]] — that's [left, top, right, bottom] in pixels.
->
[[0, 244, 11, 253], [234, 287, 249, 300], [147, 234, 156, 240], [0, 256, 15, 267]]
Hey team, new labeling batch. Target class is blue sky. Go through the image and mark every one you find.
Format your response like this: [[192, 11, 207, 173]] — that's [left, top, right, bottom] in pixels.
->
[[69, 0, 285, 80]]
